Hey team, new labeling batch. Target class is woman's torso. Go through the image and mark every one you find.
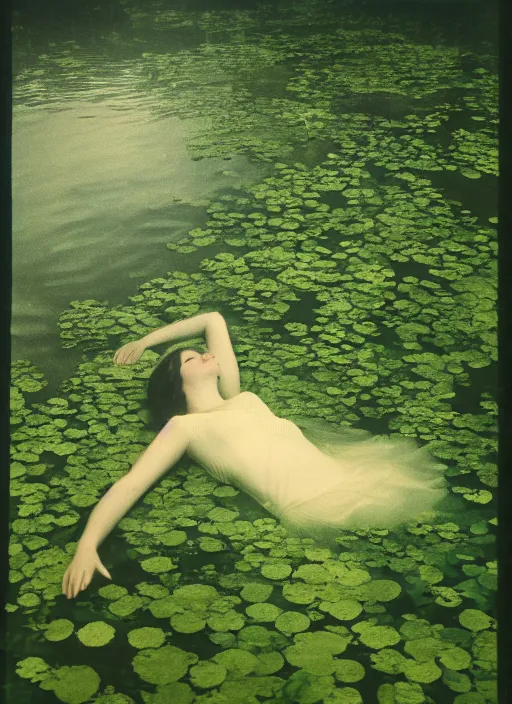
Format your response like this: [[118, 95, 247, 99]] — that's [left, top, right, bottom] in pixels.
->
[[178, 392, 344, 513]]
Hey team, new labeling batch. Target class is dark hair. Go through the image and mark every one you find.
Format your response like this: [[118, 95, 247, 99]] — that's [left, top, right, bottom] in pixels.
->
[[146, 344, 201, 432]]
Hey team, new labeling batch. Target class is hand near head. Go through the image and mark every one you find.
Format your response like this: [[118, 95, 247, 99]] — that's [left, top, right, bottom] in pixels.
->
[[62, 546, 111, 599], [113, 340, 146, 365]]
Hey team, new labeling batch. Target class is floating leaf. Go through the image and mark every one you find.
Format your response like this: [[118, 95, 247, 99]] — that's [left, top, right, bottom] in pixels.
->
[[51, 665, 101, 704], [403, 658, 442, 683], [261, 563, 292, 580], [77, 622, 115, 647], [189, 661, 227, 689], [245, 602, 281, 622], [212, 648, 259, 677], [438, 647, 472, 671], [198, 537, 225, 552], [240, 582, 274, 603], [275, 611, 310, 634], [333, 659, 366, 683], [328, 599, 363, 621], [44, 619, 74, 642], [127, 627, 166, 649], [132, 645, 198, 685], [458, 609, 493, 631], [140, 557, 177, 574], [171, 613, 207, 634], [352, 622, 401, 649], [158, 531, 187, 546], [98, 584, 128, 600]]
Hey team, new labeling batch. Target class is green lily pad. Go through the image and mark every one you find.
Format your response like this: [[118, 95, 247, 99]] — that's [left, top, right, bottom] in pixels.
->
[[77, 622, 116, 647], [403, 658, 442, 683], [198, 537, 225, 552], [333, 659, 366, 683], [254, 651, 285, 675], [98, 584, 128, 600], [51, 665, 101, 704], [44, 619, 74, 642], [240, 582, 274, 603], [282, 582, 317, 604], [352, 622, 401, 649], [438, 647, 472, 671], [245, 602, 281, 622], [189, 661, 227, 689], [212, 648, 259, 677], [171, 612, 207, 633], [109, 595, 145, 617], [275, 611, 311, 634], [328, 599, 363, 621], [458, 609, 493, 631], [158, 530, 187, 546], [132, 645, 198, 685], [261, 563, 292, 580], [127, 627, 166, 649], [140, 557, 177, 574], [207, 610, 245, 631]]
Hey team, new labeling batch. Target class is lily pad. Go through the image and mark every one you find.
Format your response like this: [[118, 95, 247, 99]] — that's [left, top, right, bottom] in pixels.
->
[[44, 619, 74, 642], [132, 645, 198, 685], [458, 609, 493, 631], [275, 611, 311, 634], [240, 582, 274, 603], [77, 622, 116, 647], [245, 602, 281, 622], [328, 599, 363, 621], [140, 557, 177, 574], [49, 666, 101, 704], [333, 659, 366, 683], [211, 648, 259, 677], [189, 661, 227, 689], [127, 627, 166, 649], [261, 563, 292, 580]]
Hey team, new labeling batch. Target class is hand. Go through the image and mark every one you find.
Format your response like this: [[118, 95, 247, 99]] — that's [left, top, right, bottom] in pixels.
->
[[62, 546, 111, 599], [113, 340, 146, 365]]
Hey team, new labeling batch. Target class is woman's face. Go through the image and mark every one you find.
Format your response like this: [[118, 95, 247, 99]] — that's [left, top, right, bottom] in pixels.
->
[[179, 349, 219, 383]]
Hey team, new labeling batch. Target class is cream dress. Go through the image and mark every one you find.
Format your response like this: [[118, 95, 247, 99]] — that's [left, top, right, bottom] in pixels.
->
[[181, 391, 448, 541]]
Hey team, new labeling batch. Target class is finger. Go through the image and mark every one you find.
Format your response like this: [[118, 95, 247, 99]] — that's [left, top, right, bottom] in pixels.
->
[[72, 572, 86, 599], [63, 570, 73, 597], [97, 563, 112, 580]]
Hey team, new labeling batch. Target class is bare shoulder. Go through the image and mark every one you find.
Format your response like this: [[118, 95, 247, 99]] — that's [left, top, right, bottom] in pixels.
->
[[159, 415, 194, 440], [238, 391, 263, 403], [237, 391, 274, 413]]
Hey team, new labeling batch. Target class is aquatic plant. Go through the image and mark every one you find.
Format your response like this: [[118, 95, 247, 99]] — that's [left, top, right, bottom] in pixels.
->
[[10, 1, 497, 702]]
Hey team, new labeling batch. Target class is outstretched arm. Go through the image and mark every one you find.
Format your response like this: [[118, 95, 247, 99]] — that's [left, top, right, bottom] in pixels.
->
[[62, 417, 189, 598]]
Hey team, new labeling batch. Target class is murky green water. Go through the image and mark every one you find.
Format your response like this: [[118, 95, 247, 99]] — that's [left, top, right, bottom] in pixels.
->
[[9, 1, 498, 703]]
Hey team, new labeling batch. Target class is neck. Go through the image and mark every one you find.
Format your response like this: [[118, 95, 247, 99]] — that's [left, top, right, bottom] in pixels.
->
[[183, 381, 225, 414]]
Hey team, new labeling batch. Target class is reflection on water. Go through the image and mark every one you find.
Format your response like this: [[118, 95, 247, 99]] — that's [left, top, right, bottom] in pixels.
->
[[12, 67, 269, 394]]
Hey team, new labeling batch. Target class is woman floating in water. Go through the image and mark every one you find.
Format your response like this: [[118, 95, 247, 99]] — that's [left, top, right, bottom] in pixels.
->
[[62, 311, 447, 598]]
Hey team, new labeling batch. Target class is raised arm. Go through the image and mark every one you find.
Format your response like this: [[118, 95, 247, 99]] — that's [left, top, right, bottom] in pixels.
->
[[139, 312, 220, 350], [62, 417, 189, 598], [114, 311, 240, 399]]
